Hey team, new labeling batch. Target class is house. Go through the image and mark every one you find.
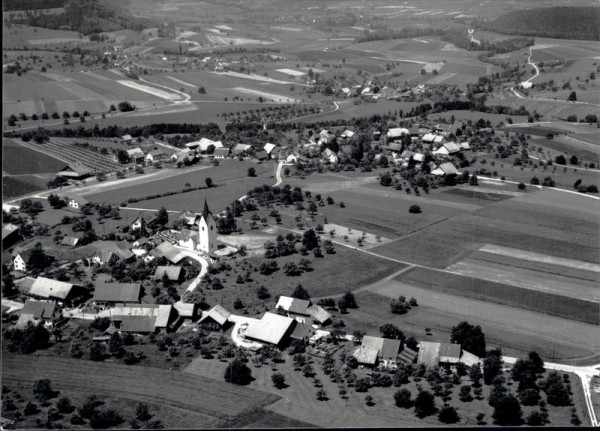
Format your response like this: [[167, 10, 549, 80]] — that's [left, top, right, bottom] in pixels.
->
[[289, 322, 316, 343], [199, 304, 231, 331], [2, 224, 19, 249], [255, 150, 268, 161], [233, 143, 252, 156], [26, 277, 82, 306], [433, 135, 445, 145], [67, 196, 89, 210], [127, 148, 146, 164], [131, 211, 159, 232], [353, 335, 385, 366], [197, 200, 217, 254], [15, 299, 62, 329], [459, 142, 471, 151], [286, 153, 300, 164], [213, 147, 231, 159], [110, 304, 174, 333], [93, 282, 141, 306], [387, 142, 403, 153], [171, 150, 195, 164], [151, 241, 187, 264], [442, 142, 461, 154], [60, 236, 79, 247], [431, 162, 460, 176], [459, 350, 481, 367], [387, 128, 409, 140], [318, 129, 333, 144], [91, 246, 134, 265], [321, 148, 338, 164], [154, 265, 183, 282], [244, 312, 296, 347], [379, 338, 402, 369], [413, 153, 425, 163], [121, 134, 133, 143], [12, 248, 34, 272], [340, 130, 355, 139], [186, 138, 224, 153], [145, 149, 166, 164], [174, 301, 197, 321], [119, 316, 156, 333], [421, 133, 437, 144], [275, 296, 331, 326], [58, 162, 93, 180], [177, 211, 200, 227], [264, 142, 276, 155], [177, 229, 197, 250], [417, 341, 463, 367]]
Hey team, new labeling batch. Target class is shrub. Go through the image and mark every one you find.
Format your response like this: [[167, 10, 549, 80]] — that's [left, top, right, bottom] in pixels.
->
[[409, 205, 421, 214]]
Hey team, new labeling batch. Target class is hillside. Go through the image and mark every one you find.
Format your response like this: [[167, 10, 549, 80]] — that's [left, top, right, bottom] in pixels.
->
[[486, 6, 600, 41]]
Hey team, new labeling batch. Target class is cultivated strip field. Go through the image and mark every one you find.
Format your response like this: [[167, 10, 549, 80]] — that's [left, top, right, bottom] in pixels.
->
[[2, 354, 279, 427]]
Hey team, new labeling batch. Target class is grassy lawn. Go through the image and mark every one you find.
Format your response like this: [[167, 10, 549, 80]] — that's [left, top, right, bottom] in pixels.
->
[[2, 353, 279, 428]]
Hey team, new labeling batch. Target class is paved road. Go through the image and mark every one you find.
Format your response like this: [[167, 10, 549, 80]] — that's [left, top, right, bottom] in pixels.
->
[[172, 245, 209, 293]]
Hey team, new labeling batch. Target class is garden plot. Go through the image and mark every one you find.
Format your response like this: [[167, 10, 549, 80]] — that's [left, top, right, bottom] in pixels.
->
[[231, 87, 298, 103]]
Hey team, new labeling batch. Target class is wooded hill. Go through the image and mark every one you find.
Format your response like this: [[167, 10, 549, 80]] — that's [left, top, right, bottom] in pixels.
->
[[485, 6, 600, 41]]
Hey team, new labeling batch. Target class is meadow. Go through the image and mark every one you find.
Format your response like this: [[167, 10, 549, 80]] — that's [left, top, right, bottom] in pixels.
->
[[2, 139, 66, 175]]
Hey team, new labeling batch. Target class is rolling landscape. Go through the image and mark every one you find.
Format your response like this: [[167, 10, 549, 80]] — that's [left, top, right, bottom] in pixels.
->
[[2, 0, 599, 429]]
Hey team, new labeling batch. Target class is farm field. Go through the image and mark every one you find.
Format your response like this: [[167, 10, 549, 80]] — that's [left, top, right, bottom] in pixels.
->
[[396, 266, 599, 325], [2, 70, 181, 119], [85, 160, 276, 211], [2, 354, 280, 428], [3, 24, 93, 49], [371, 188, 599, 268], [2, 139, 66, 175]]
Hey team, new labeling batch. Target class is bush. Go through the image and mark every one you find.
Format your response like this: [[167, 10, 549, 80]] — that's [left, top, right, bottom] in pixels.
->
[[438, 406, 460, 424], [394, 389, 413, 407], [409, 205, 421, 214], [224, 359, 253, 385], [414, 390, 436, 417]]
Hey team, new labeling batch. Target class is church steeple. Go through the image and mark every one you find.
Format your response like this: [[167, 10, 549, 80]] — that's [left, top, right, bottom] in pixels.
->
[[202, 199, 211, 220]]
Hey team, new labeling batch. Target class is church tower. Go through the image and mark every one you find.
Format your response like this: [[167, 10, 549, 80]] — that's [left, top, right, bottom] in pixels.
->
[[198, 199, 217, 254]]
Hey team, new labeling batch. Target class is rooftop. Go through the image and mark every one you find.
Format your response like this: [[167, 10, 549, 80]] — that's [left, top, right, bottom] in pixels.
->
[[244, 312, 294, 345], [93, 282, 141, 303]]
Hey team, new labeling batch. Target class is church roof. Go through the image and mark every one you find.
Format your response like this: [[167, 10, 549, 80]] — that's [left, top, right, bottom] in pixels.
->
[[201, 199, 212, 221]]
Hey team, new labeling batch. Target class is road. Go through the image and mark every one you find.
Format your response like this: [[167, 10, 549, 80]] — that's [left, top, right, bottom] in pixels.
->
[[503, 356, 600, 427], [172, 245, 209, 293]]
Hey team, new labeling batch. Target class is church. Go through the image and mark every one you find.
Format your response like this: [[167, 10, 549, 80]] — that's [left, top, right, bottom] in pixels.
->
[[197, 199, 217, 254]]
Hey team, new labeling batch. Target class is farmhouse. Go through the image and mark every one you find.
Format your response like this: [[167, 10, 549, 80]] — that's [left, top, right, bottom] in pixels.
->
[[353, 335, 384, 366], [171, 150, 195, 164], [153, 265, 183, 282], [110, 304, 175, 333], [58, 162, 93, 180], [417, 341, 464, 367], [127, 148, 146, 164], [213, 147, 231, 159], [2, 223, 19, 249], [244, 312, 296, 347], [379, 339, 402, 369], [15, 299, 62, 330], [340, 130, 356, 139], [275, 296, 331, 326], [131, 212, 159, 232], [255, 150, 268, 161], [67, 196, 89, 210], [177, 211, 200, 227], [431, 162, 460, 176], [289, 322, 316, 343], [12, 248, 33, 272], [151, 241, 187, 264], [233, 143, 252, 157], [174, 301, 197, 321], [321, 148, 338, 164], [187, 137, 224, 153], [91, 247, 134, 265], [199, 304, 231, 331], [93, 282, 142, 306], [387, 128, 410, 140], [352, 335, 416, 369], [145, 149, 166, 164], [121, 134, 133, 143], [25, 277, 83, 306]]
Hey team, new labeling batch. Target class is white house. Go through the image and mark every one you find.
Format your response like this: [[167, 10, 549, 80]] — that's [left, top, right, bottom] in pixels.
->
[[145, 149, 166, 164], [13, 250, 31, 272], [197, 200, 217, 254], [321, 148, 338, 164], [386, 128, 409, 140], [264, 142, 276, 155]]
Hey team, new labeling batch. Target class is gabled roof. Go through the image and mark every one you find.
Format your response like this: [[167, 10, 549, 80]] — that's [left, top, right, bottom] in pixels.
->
[[433, 135, 445, 144], [199, 304, 231, 326], [307, 305, 331, 324], [213, 147, 230, 156], [119, 316, 155, 333], [68, 196, 89, 206], [1, 224, 19, 241], [255, 150, 268, 160], [387, 143, 403, 152], [154, 304, 173, 328], [233, 143, 252, 153], [93, 282, 141, 303], [154, 265, 182, 281], [174, 301, 196, 318], [29, 277, 74, 300], [121, 134, 133, 140], [413, 153, 425, 162], [353, 335, 385, 365], [21, 299, 57, 320], [264, 142, 276, 154], [443, 142, 461, 154], [340, 130, 355, 138], [387, 127, 409, 138], [147, 149, 165, 157], [459, 349, 480, 367], [417, 341, 441, 367], [288, 298, 310, 316], [439, 162, 459, 175], [290, 322, 316, 340], [152, 241, 187, 264], [459, 141, 471, 150], [422, 133, 436, 143], [60, 236, 79, 247], [244, 312, 294, 345], [127, 148, 145, 158], [439, 343, 462, 362], [187, 138, 224, 152], [379, 338, 401, 361], [61, 162, 93, 176]]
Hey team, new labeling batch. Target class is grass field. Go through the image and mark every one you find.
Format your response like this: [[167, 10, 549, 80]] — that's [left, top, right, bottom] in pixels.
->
[[86, 160, 276, 212], [2, 353, 280, 428], [2, 139, 67, 175]]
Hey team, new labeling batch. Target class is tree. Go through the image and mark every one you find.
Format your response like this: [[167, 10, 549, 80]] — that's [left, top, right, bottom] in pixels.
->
[[57, 396, 74, 414], [567, 91, 577, 101], [543, 372, 571, 406], [90, 343, 105, 361], [292, 283, 310, 300], [409, 205, 421, 214], [108, 332, 124, 357], [2, 271, 18, 297], [90, 409, 124, 429], [248, 167, 256, 177], [33, 379, 54, 401], [530, 176, 540, 185], [379, 323, 403, 340], [205, 177, 213, 188], [118, 101, 135, 112], [316, 388, 328, 401], [414, 390, 436, 417], [339, 291, 357, 309], [450, 321, 486, 357], [284, 262, 300, 276], [156, 207, 169, 227], [256, 286, 270, 299], [355, 377, 371, 392], [526, 410, 544, 426], [483, 349, 503, 385], [394, 388, 413, 407], [272, 372, 286, 389], [569, 154, 579, 165], [303, 364, 315, 377], [302, 229, 319, 250], [459, 385, 472, 402], [438, 406, 460, 424], [365, 395, 374, 406], [224, 359, 252, 385], [135, 403, 152, 421], [492, 394, 522, 425], [469, 366, 483, 387]]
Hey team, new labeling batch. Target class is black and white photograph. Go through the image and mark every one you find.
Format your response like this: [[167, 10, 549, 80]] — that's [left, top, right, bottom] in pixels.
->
[[1, 0, 599, 428]]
